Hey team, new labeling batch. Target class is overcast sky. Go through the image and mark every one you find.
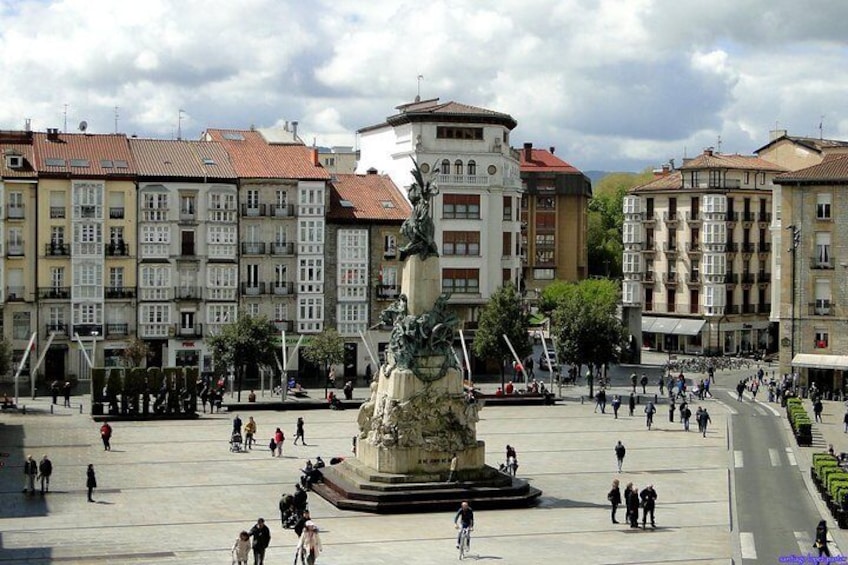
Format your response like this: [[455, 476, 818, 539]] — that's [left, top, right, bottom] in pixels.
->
[[1, 0, 845, 172]]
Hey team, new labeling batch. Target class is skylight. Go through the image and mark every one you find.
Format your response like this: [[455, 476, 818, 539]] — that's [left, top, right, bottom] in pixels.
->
[[114, 160, 129, 169], [223, 132, 245, 141], [380, 201, 395, 208], [70, 159, 90, 168], [44, 158, 65, 167], [339, 199, 355, 208], [202, 158, 216, 165], [101, 160, 114, 168]]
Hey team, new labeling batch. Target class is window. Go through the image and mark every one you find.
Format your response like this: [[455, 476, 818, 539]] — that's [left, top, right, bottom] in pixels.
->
[[141, 225, 169, 243], [13, 312, 30, 340], [467, 160, 476, 176], [140, 266, 171, 300], [703, 194, 726, 214], [623, 223, 641, 245], [338, 303, 368, 336], [299, 219, 325, 245], [298, 296, 324, 333], [50, 266, 65, 288], [815, 279, 832, 314], [108, 191, 125, 219], [298, 257, 324, 283], [50, 191, 66, 218], [453, 160, 463, 175], [436, 126, 484, 140], [210, 192, 235, 210], [338, 229, 367, 260], [442, 268, 480, 294], [623, 196, 641, 215], [276, 190, 288, 207], [245, 303, 260, 317], [7, 226, 23, 254], [623, 252, 641, 274], [208, 226, 236, 244], [141, 304, 170, 337], [817, 193, 832, 220], [533, 268, 555, 280], [109, 267, 124, 289], [703, 254, 726, 276], [8, 191, 24, 217], [443, 194, 480, 219], [441, 159, 450, 175], [384, 234, 397, 258], [815, 329, 829, 349], [815, 232, 832, 267], [51, 226, 65, 246], [502, 232, 512, 258], [667, 288, 676, 313], [109, 226, 124, 245], [442, 231, 480, 256], [535, 234, 555, 264], [207, 304, 236, 325], [536, 196, 555, 210], [180, 194, 196, 218], [275, 303, 289, 322], [74, 303, 101, 325], [339, 266, 367, 286], [503, 196, 512, 221]]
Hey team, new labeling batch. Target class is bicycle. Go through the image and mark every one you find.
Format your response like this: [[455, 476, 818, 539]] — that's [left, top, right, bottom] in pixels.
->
[[456, 525, 472, 559]]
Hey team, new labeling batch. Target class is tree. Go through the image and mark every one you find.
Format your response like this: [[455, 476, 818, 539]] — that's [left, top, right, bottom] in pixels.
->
[[587, 170, 653, 278], [302, 328, 345, 399], [551, 279, 627, 398], [122, 337, 149, 368], [472, 284, 531, 390], [207, 314, 278, 401]]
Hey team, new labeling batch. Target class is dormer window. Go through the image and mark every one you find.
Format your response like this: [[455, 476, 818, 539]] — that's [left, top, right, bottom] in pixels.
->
[[5, 154, 23, 169]]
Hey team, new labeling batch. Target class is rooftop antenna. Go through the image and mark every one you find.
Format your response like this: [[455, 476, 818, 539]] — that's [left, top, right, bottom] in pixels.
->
[[114, 106, 119, 133], [177, 109, 185, 140], [63, 104, 69, 133], [716, 135, 722, 153], [819, 115, 824, 140], [416, 74, 423, 102]]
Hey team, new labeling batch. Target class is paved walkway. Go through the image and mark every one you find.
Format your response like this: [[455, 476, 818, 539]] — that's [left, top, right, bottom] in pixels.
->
[[0, 371, 739, 565]]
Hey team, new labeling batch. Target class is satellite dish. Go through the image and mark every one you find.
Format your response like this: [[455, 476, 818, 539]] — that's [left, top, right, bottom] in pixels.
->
[[78, 120, 88, 132]]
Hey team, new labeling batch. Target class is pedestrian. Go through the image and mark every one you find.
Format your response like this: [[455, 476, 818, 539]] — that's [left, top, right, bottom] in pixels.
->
[[594, 389, 606, 414], [249, 517, 271, 565], [640, 484, 657, 529], [682, 404, 692, 432], [296, 520, 323, 565], [628, 392, 636, 417], [703, 378, 712, 398], [200, 383, 209, 413], [699, 407, 712, 438], [814, 399, 824, 423], [38, 454, 53, 494], [608, 479, 622, 524], [86, 463, 97, 502], [626, 484, 640, 528], [630, 373, 637, 393], [274, 427, 285, 457], [232, 530, 251, 565], [99, 421, 112, 451], [736, 380, 745, 401], [365, 363, 372, 382], [269, 435, 277, 457], [63, 381, 72, 407], [51, 380, 60, 404], [233, 414, 243, 435], [448, 453, 458, 482], [328, 367, 337, 388], [525, 356, 535, 378], [614, 441, 626, 472], [294, 417, 307, 445], [343, 380, 353, 400], [815, 520, 831, 558], [843, 410, 848, 433], [658, 376, 665, 396], [645, 401, 656, 430], [23, 455, 37, 494], [612, 395, 621, 419], [640, 373, 648, 394], [244, 416, 256, 449]]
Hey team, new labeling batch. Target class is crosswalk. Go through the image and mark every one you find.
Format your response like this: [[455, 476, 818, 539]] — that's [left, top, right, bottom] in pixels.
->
[[733, 447, 798, 468], [739, 530, 843, 561], [724, 390, 782, 416]]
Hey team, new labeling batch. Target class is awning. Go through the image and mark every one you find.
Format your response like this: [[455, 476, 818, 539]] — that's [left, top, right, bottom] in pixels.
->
[[792, 353, 848, 370], [641, 316, 705, 336]]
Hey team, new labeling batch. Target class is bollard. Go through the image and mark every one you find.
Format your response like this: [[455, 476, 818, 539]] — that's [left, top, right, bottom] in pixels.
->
[[22, 405, 26, 414], [50, 405, 54, 414], [654, 394, 658, 404], [80, 404, 83, 414], [580, 395, 584, 405], [636, 395, 641, 404]]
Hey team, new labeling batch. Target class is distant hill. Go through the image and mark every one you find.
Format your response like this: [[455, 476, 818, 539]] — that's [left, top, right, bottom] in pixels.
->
[[584, 170, 611, 185]]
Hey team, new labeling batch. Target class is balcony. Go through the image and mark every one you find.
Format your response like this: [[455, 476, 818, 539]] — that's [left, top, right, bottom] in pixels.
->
[[688, 273, 700, 284], [174, 323, 203, 338], [725, 211, 738, 222], [437, 174, 490, 186], [175, 286, 202, 300], [73, 324, 103, 337], [105, 286, 136, 299], [809, 301, 834, 316], [106, 323, 129, 337], [757, 272, 771, 284], [241, 242, 266, 255], [725, 305, 740, 315], [38, 287, 70, 300], [141, 209, 168, 222], [105, 242, 130, 256], [663, 242, 679, 254], [272, 281, 294, 296], [758, 242, 771, 253], [50, 206, 65, 219], [724, 274, 738, 284], [663, 211, 679, 226], [641, 242, 656, 254], [741, 211, 756, 224], [7, 204, 24, 219], [686, 242, 701, 253], [725, 242, 738, 253], [179, 210, 196, 223], [45, 243, 70, 256], [241, 203, 268, 217], [642, 213, 656, 224], [208, 209, 237, 223], [7, 241, 24, 256], [240, 282, 266, 296], [109, 207, 125, 219], [274, 320, 294, 332], [377, 284, 402, 300], [6, 286, 25, 301], [273, 204, 296, 218], [662, 273, 678, 285], [812, 256, 835, 270], [740, 242, 755, 254], [685, 211, 701, 223], [271, 241, 295, 256], [741, 273, 755, 285], [643, 271, 655, 283], [741, 304, 756, 314], [758, 303, 771, 314], [45, 323, 68, 337], [758, 212, 772, 223]]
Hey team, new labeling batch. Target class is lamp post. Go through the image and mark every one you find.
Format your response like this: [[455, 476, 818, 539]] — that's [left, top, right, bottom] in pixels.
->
[[787, 225, 800, 386]]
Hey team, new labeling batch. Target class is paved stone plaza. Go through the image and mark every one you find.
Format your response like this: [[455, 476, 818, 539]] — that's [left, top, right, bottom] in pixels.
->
[[0, 376, 739, 565]]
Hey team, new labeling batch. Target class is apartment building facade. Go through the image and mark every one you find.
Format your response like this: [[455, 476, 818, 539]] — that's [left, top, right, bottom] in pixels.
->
[[519, 143, 591, 290], [357, 98, 523, 325], [325, 171, 410, 377], [623, 150, 785, 355], [774, 154, 848, 392]]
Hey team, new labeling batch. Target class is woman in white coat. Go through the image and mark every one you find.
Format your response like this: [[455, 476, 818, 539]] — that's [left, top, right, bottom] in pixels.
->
[[296, 520, 323, 565]]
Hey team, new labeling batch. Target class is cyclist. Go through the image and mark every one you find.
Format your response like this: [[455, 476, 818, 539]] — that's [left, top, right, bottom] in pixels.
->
[[454, 500, 475, 550]]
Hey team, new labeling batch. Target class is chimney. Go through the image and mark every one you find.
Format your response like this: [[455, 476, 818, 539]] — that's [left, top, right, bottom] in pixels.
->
[[523, 142, 532, 162], [549, 146, 555, 155], [367, 167, 378, 175], [311, 148, 319, 167], [661, 164, 670, 175], [292, 121, 299, 140], [46, 128, 59, 141], [704, 147, 714, 157]]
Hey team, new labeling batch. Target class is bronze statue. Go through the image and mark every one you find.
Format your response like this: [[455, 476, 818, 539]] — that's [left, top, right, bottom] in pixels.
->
[[399, 160, 439, 261]]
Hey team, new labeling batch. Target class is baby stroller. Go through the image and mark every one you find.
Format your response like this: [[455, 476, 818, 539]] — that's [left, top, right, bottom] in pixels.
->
[[229, 431, 244, 452]]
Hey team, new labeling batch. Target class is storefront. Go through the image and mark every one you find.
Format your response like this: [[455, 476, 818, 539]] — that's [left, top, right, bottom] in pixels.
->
[[791, 353, 848, 394], [641, 317, 705, 354]]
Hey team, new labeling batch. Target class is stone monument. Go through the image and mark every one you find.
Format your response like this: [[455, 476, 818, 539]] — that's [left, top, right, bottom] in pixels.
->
[[314, 160, 540, 512]]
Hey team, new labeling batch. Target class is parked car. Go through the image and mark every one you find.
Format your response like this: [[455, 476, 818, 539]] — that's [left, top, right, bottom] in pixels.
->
[[539, 349, 559, 372]]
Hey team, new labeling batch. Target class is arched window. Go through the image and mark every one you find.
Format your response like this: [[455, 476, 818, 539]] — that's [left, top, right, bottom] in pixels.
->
[[467, 160, 476, 176], [441, 159, 451, 175], [454, 160, 463, 175]]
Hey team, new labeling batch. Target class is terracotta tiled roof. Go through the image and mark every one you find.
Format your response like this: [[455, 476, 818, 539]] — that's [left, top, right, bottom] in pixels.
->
[[775, 154, 848, 183], [680, 151, 786, 172], [129, 138, 237, 179], [32, 132, 136, 176], [328, 173, 411, 222], [631, 171, 683, 192], [361, 98, 517, 132], [520, 148, 582, 174], [0, 139, 37, 178], [204, 129, 330, 180]]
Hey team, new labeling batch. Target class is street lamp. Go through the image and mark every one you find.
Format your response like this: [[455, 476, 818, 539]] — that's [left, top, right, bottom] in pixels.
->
[[787, 225, 800, 388]]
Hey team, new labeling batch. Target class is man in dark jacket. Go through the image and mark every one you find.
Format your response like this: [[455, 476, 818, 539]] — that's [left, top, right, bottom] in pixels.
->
[[626, 484, 640, 528], [249, 517, 271, 565], [608, 479, 621, 524], [698, 408, 712, 438], [38, 455, 53, 494], [640, 484, 657, 528], [628, 392, 636, 417], [614, 441, 626, 472]]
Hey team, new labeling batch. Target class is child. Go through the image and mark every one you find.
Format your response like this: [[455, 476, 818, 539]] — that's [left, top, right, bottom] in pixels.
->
[[232, 530, 250, 565]]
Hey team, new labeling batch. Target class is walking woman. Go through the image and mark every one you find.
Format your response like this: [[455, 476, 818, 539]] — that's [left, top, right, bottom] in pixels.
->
[[607, 479, 621, 524], [86, 464, 97, 502], [815, 520, 831, 557]]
